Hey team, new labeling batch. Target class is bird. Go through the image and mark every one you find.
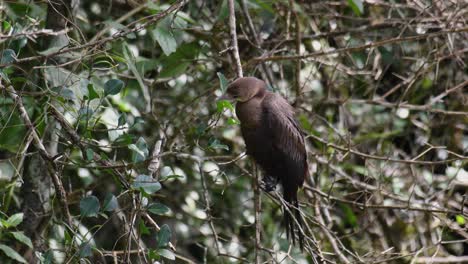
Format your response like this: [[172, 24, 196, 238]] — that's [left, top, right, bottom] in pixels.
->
[[220, 76, 308, 249]]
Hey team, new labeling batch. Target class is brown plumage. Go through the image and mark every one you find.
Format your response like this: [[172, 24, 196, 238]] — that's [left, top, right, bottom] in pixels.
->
[[223, 77, 308, 249]]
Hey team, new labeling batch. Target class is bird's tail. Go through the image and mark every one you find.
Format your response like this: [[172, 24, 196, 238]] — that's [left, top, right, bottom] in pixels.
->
[[283, 192, 304, 251]]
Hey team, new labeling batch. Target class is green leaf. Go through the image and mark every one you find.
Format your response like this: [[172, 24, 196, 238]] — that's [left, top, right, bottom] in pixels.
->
[[227, 117, 240, 125], [104, 79, 124, 96], [217, 72, 228, 93], [131, 175, 161, 194], [158, 42, 199, 78], [118, 113, 127, 127], [0, 244, 27, 263], [216, 100, 235, 113], [157, 249, 175, 260], [5, 213, 23, 228], [348, 0, 363, 16], [160, 174, 184, 181], [148, 249, 158, 260], [159, 62, 189, 79], [59, 88, 75, 100], [85, 148, 94, 161], [79, 242, 92, 257], [80, 196, 100, 217], [157, 224, 171, 248], [217, 0, 229, 21], [103, 193, 118, 212], [152, 17, 177, 56], [208, 138, 229, 151], [87, 83, 99, 100], [122, 43, 147, 103], [128, 137, 148, 162], [1, 49, 16, 64], [456, 215, 466, 225], [148, 203, 170, 215], [340, 204, 358, 228], [3, 21, 11, 32], [139, 220, 150, 235], [11, 232, 33, 248]]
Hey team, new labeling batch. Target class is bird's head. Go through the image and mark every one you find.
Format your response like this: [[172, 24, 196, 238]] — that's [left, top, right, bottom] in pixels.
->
[[220, 77, 266, 102]]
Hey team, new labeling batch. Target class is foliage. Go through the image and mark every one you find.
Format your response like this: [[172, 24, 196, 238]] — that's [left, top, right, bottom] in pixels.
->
[[0, 0, 467, 263]]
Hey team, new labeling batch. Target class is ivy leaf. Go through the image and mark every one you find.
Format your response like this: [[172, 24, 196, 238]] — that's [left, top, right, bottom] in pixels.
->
[[148, 203, 170, 215], [118, 113, 127, 127], [102, 193, 118, 212], [79, 242, 92, 257], [157, 224, 171, 248], [208, 138, 229, 151], [0, 244, 27, 263], [152, 17, 177, 56], [80, 196, 100, 217], [139, 220, 150, 235], [85, 148, 94, 161], [87, 83, 99, 100], [128, 137, 148, 163], [131, 175, 161, 194], [104, 79, 124, 96], [157, 248, 175, 260], [1, 49, 16, 64], [217, 72, 228, 93]]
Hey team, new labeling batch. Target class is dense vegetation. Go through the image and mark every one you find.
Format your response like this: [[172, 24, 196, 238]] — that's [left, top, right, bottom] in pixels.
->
[[0, 0, 467, 263]]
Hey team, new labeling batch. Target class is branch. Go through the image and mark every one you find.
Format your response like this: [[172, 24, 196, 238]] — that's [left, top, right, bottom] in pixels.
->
[[247, 27, 468, 64], [228, 0, 243, 78], [307, 134, 468, 165], [2, 82, 73, 227]]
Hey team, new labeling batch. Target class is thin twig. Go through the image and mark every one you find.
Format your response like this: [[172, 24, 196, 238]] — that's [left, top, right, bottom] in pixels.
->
[[247, 27, 468, 64]]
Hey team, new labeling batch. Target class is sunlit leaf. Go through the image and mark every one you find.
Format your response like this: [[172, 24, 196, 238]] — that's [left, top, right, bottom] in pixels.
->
[[4, 213, 23, 228], [227, 117, 240, 125], [216, 100, 235, 113], [456, 215, 466, 225]]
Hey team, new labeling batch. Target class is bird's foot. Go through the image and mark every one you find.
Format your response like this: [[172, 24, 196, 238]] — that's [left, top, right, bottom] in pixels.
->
[[261, 177, 277, 192]]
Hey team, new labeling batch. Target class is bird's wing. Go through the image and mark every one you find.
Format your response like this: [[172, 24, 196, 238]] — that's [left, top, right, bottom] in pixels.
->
[[262, 93, 307, 189]]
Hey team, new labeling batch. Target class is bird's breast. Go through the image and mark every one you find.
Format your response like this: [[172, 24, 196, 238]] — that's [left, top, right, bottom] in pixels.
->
[[235, 99, 263, 128]]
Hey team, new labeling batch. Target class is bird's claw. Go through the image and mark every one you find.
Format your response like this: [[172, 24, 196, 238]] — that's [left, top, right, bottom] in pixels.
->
[[261, 177, 277, 192]]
